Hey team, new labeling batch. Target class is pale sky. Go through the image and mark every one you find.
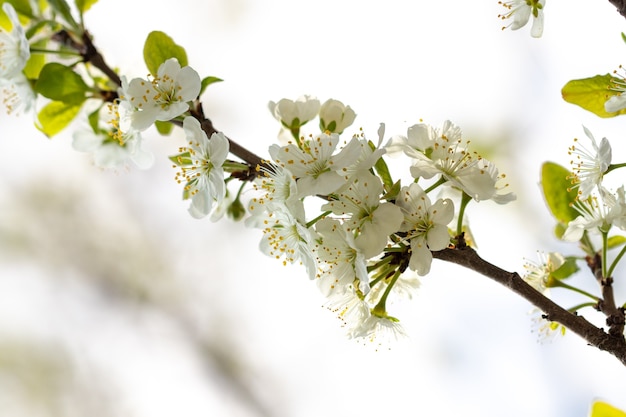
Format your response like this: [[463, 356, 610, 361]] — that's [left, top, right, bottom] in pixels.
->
[[1, 1, 626, 416]]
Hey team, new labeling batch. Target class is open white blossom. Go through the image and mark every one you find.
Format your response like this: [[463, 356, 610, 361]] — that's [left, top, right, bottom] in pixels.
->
[[393, 120, 515, 203], [319, 98, 356, 134], [174, 116, 229, 219], [523, 251, 565, 293], [568, 126, 612, 199], [562, 187, 624, 241], [395, 183, 454, 275], [322, 172, 404, 259], [269, 132, 362, 197], [1, 73, 34, 115], [124, 58, 201, 131], [498, 0, 545, 38], [315, 218, 369, 296], [605, 67, 626, 113], [0, 3, 30, 80], [72, 102, 153, 169]]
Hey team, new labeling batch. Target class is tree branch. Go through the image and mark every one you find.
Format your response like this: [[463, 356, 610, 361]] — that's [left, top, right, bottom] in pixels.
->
[[609, 0, 626, 19], [432, 244, 626, 366]]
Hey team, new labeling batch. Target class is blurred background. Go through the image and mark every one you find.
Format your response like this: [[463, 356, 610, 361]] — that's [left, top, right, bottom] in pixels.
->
[[1, 0, 626, 416]]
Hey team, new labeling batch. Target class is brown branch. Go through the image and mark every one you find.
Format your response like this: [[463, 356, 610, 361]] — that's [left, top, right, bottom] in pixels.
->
[[587, 254, 626, 337], [432, 243, 626, 366], [609, 0, 626, 19]]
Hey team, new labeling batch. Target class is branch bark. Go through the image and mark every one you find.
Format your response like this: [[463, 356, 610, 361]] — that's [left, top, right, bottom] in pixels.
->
[[432, 244, 626, 366], [609, 0, 626, 19]]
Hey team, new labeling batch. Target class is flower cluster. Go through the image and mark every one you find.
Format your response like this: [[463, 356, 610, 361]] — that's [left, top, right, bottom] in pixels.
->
[[243, 96, 515, 342], [498, 0, 546, 38], [0, 3, 34, 115]]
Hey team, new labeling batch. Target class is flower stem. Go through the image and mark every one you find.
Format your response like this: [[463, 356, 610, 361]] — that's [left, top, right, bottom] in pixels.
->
[[29, 47, 81, 56], [606, 162, 626, 174], [607, 241, 626, 278], [305, 211, 331, 228], [456, 192, 472, 237], [424, 176, 447, 194], [372, 268, 402, 317], [552, 280, 599, 301]]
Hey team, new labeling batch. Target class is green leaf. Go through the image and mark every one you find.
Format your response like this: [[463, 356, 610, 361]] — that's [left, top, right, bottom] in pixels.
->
[[35, 63, 90, 104], [562, 74, 626, 118], [87, 105, 101, 133], [22, 39, 47, 79], [75, 0, 98, 14], [590, 401, 626, 417], [199, 76, 223, 96], [47, 0, 79, 30], [541, 162, 579, 224], [36, 100, 82, 137], [551, 257, 579, 280], [155, 120, 174, 135], [143, 31, 188, 76], [169, 152, 192, 166], [622, 32, 626, 45], [3, 0, 33, 19], [608, 235, 626, 249]]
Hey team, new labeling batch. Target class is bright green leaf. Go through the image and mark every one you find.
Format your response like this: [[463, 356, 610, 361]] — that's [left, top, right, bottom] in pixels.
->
[[75, 0, 98, 14], [590, 401, 626, 417], [22, 40, 47, 79], [199, 76, 223, 96], [87, 106, 101, 133], [541, 162, 579, 225], [3, 0, 33, 20], [155, 120, 174, 135], [608, 235, 626, 249], [169, 152, 192, 166], [36, 100, 82, 137], [551, 257, 579, 280], [47, 0, 79, 30], [562, 74, 626, 118], [35, 63, 90, 103], [143, 31, 188, 76]]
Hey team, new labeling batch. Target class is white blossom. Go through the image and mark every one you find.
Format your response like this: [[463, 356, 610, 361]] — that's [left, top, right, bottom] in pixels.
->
[[315, 218, 369, 296], [498, 0, 545, 38], [174, 116, 229, 219], [268, 95, 320, 129], [319, 98, 356, 134], [124, 58, 201, 131], [322, 172, 404, 259], [395, 183, 454, 275], [269, 132, 362, 197], [568, 126, 612, 199], [0, 3, 30, 80]]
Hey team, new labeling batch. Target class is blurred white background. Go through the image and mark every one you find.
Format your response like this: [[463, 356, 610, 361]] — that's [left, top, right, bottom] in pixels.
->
[[1, 0, 626, 416]]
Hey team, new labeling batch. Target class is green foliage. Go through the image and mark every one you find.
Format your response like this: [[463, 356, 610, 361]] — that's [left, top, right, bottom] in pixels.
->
[[590, 401, 626, 417], [562, 74, 626, 118], [169, 152, 192, 166], [75, 0, 98, 14], [3, 0, 34, 19], [47, 0, 79, 30], [36, 100, 82, 137], [143, 31, 188, 76], [541, 162, 579, 225], [155, 120, 174, 135], [200, 76, 223, 96], [23, 40, 47, 79], [608, 235, 626, 249], [552, 257, 579, 280], [34, 63, 90, 104]]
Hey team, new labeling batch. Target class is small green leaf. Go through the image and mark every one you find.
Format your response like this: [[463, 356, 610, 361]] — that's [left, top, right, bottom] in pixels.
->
[[155, 120, 174, 135], [382, 180, 401, 202], [75, 0, 98, 14], [47, 0, 79, 30], [199, 76, 223, 96], [608, 235, 626, 249], [87, 106, 101, 133], [622, 32, 626, 45], [4, 0, 33, 19], [541, 162, 579, 224], [35, 63, 90, 103], [36, 100, 82, 137], [551, 257, 579, 280], [590, 401, 626, 417], [562, 74, 626, 118], [23, 40, 47, 79], [169, 152, 192, 166], [143, 31, 188, 76]]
